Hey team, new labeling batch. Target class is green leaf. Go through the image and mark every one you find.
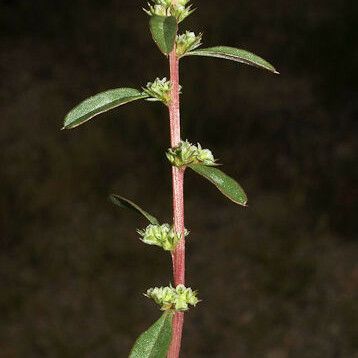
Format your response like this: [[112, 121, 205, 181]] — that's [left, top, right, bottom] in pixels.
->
[[188, 164, 248, 206], [110, 194, 159, 225], [149, 15, 177, 54], [184, 46, 279, 74], [63, 88, 148, 129], [129, 312, 173, 358]]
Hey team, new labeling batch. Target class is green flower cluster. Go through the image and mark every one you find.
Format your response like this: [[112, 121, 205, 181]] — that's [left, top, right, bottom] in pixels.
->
[[143, 78, 171, 105], [146, 284, 199, 311], [137, 224, 188, 251], [143, 78, 177, 105], [166, 140, 216, 167], [144, 0, 194, 23], [176, 31, 202, 57]]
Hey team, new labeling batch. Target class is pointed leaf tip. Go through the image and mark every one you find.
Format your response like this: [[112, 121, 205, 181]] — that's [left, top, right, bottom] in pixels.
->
[[184, 46, 278, 74], [188, 164, 248, 206], [110, 194, 159, 225], [63, 88, 148, 129], [129, 312, 173, 358], [149, 15, 177, 55]]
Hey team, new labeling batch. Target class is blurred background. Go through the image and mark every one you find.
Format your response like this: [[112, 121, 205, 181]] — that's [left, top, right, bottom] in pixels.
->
[[1, 0, 357, 357]]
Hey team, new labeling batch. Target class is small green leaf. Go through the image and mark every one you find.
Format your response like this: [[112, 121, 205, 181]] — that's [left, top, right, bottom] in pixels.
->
[[110, 194, 159, 225], [188, 164, 248, 206], [129, 312, 173, 358], [149, 15, 177, 54], [63, 88, 148, 129], [184, 46, 279, 74]]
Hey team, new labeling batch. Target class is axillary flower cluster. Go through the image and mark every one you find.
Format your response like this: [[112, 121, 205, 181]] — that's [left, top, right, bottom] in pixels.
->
[[143, 78, 175, 106], [167, 140, 217, 167], [138, 224, 189, 251], [146, 285, 199, 312], [175, 31, 202, 57], [144, 0, 194, 23]]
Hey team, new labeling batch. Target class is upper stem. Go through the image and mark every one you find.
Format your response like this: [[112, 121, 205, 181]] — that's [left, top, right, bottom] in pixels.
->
[[169, 51, 185, 286], [167, 42, 186, 358], [169, 52, 181, 148]]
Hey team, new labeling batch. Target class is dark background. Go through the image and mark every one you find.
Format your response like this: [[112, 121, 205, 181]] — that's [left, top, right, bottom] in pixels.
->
[[1, 0, 357, 357]]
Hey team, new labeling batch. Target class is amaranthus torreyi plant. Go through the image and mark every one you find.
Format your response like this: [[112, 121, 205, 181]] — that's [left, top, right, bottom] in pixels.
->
[[62, 1, 278, 356]]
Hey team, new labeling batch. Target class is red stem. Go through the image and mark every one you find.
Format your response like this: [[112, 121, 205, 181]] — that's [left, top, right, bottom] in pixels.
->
[[167, 44, 185, 357]]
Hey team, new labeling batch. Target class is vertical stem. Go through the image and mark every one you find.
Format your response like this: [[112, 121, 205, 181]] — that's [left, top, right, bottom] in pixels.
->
[[167, 37, 185, 358]]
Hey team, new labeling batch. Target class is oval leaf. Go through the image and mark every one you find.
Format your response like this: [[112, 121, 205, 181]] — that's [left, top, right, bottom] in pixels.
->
[[63, 88, 148, 129], [110, 194, 159, 225], [129, 312, 173, 358], [184, 46, 279, 74], [188, 164, 248, 206], [149, 15, 177, 54]]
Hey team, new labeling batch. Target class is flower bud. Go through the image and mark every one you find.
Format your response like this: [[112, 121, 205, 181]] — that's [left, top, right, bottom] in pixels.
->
[[166, 140, 216, 167], [145, 284, 200, 311]]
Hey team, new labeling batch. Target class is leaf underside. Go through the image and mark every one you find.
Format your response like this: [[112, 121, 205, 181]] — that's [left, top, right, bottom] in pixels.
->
[[149, 15, 177, 54], [129, 312, 173, 358], [184, 46, 278, 74], [188, 164, 248, 206], [63, 88, 148, 129], [110, 194, 159, 225]]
